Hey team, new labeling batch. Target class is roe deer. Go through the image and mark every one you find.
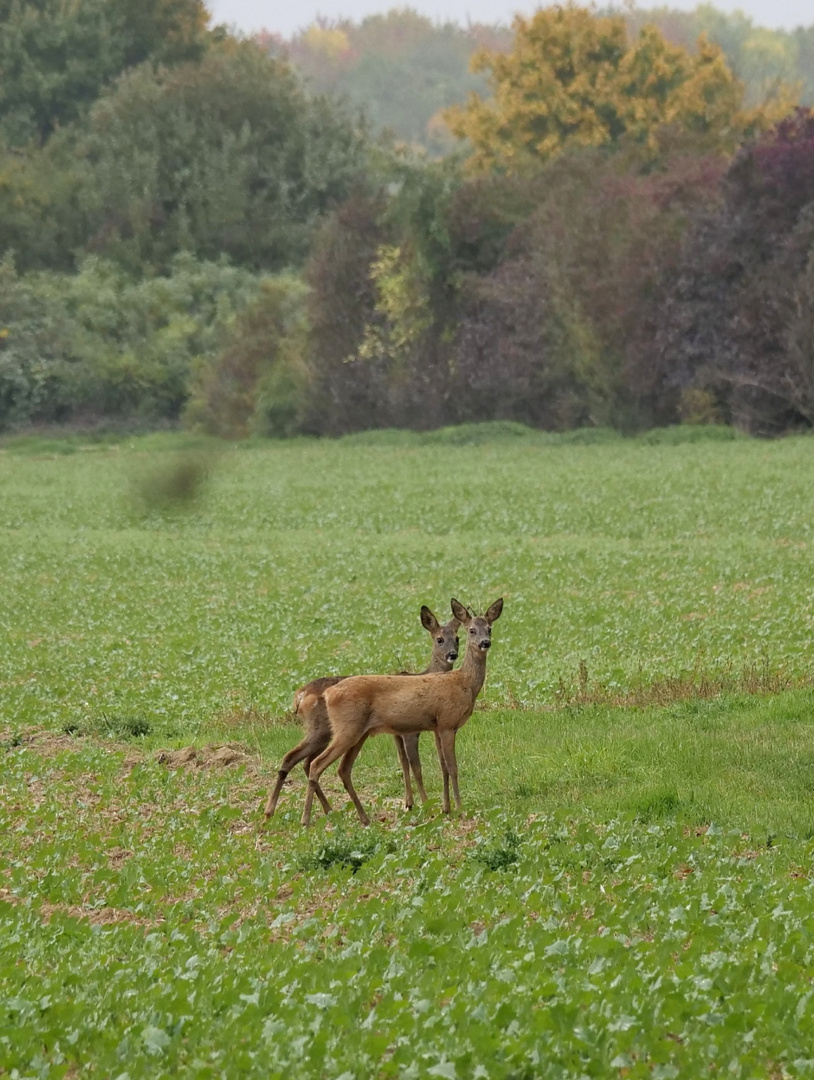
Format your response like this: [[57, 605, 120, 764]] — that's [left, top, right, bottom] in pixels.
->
[[263, 606, 459, 819], [302, 598, 503, 827]]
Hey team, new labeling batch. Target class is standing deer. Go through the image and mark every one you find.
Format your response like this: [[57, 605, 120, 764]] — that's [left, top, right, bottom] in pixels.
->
[[263, 606, 459, 819], [301, 598, 503, 827]]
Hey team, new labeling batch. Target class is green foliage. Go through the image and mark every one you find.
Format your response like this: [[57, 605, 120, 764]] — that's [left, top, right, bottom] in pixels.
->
[[323, 144, 723, 435], [636, 424, 738, 445], [185, 275, 310, 438], [633, 787, 682, 822], [75, 42, 368, 273], [0, 131, 88, 272], [85, 712, 154, 738], [420, 420, 546, 445], [299, 829, 387, 873], [0, 0, 211, 146], [5, 741, 814, 1076], [302, 131, 730, 437], [2, 0, 812, 442], [471, 826, 522, 870], [302, 183, 389, 434], [0, 254, 264, 429], [0, 254, 74, 427]]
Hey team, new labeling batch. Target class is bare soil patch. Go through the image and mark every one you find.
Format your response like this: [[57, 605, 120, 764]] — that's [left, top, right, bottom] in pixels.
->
[[154, 742, 259, 773]]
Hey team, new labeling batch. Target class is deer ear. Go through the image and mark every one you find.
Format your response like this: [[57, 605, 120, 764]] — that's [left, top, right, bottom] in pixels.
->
[[450, 598, 470, 625], [484, 598, 504, 624], [420, 606, 441, 634], [446, 617, 461, 631]]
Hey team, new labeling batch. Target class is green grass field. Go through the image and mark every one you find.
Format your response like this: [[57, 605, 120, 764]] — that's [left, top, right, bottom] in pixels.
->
[[3, 425, 814, 1078]]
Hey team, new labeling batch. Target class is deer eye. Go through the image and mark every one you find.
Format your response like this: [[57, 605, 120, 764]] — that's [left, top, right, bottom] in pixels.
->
[[470, 628, 476, 634], [437, 637, 444, 644]]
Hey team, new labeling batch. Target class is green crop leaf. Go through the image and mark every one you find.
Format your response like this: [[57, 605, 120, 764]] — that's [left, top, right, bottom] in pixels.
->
[[141, 1025, 171, 1054]]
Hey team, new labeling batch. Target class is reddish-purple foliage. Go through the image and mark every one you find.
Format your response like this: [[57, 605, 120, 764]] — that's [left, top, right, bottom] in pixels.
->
[[654, 108, 814, 434], [455, 149, 725, 429]]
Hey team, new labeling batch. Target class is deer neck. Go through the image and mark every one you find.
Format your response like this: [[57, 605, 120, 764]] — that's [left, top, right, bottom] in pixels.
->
[[458, 641, 488, 697]]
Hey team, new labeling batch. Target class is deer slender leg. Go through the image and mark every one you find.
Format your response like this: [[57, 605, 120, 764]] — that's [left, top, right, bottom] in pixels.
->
[[302, 732, 362, 827], [303, 756, 332, 816], [264, 772, 289, 819], [403, 732, 428, 805], [434, 730, 451, 814], [437, 729, 461, 812], [337, 734, 371, 826], [393, 735, 415, 810], [265, 735, 326, 819]]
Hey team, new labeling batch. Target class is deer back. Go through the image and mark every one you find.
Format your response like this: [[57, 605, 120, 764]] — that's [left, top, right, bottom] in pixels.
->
[[322, 666, 478, 738]]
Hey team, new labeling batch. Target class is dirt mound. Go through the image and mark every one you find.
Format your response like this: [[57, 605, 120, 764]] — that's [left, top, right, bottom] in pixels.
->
[[154, 742, 255, 771]]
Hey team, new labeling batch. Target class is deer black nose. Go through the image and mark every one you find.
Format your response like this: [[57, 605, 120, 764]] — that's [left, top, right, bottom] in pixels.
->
[[448, 651, 458, 661], [479, 640, 491, 649]]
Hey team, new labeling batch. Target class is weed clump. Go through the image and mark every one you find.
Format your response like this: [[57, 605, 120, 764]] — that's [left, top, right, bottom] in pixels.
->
[[86, 714, 153, 739], [299, 831, 386, 874], [472, 827, 522, 871]]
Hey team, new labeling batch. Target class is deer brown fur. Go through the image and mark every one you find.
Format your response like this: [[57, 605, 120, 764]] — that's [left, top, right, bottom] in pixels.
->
[[263, 606, 459, 819], [301, 598, 503, 826]]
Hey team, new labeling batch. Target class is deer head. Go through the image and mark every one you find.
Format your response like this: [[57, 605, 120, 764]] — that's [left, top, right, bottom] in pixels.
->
[[450, 598, 503, 652], [421, 605, 460, 666]]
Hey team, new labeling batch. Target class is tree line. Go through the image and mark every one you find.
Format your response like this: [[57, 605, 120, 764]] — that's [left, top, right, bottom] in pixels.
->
[[1, 1, 814, 438], [269, 6, 814, 154]]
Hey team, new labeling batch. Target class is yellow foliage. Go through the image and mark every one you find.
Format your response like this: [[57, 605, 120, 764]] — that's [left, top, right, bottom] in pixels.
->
[[444, 4, 786, 172], [301, 26, 351, 61], [357, 245, 432, 364]]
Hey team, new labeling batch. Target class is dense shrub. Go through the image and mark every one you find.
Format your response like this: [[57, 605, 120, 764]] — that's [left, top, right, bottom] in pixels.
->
[[302, 161, 544, 435], [654, 109, 814, 434], [0, 255, 264, 430], [302, 184, 391, 435], [185, 275, 309, 438], [0, 256, 75, 427], [300, 147, 725, 435]]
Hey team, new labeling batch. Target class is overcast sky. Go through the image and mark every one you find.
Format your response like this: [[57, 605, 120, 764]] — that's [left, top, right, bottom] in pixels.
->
[[206, 0, 813, 39]]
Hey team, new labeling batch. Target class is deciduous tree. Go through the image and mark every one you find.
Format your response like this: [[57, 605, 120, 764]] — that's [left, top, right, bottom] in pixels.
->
[[445, 4, 776, 172], [0, 0, 210, 145], [76, 42, 368, 272]]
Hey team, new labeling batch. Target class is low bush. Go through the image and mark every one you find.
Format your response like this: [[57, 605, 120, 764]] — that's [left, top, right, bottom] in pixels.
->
[[184, 276, 310, 438], [0, 254, 265, 431]]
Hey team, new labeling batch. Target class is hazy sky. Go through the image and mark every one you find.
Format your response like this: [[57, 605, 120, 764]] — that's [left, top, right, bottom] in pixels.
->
[[206, 0, 813, 38]]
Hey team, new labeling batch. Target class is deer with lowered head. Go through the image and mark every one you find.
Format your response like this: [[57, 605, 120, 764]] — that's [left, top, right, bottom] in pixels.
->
[[301, 597, 503, 827], [263, 606, 459, 819]]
